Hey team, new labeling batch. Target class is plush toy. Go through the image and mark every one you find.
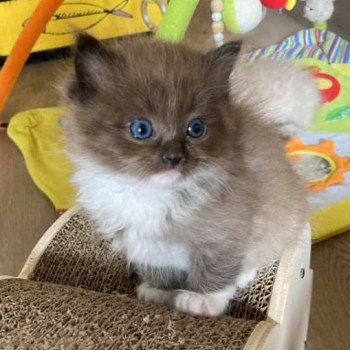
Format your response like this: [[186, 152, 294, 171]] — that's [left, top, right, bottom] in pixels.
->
[[304, 0, 335, 28], [221, 0, 265, 35], [209, 0, 265, 47]]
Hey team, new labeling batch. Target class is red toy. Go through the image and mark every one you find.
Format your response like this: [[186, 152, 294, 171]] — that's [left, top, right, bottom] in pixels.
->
[[261, 0, 296, 10]]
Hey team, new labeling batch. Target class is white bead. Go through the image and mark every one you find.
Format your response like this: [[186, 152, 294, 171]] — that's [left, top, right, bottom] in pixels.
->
[[214, 32, 224, 42], [211, 11, 222, 22]]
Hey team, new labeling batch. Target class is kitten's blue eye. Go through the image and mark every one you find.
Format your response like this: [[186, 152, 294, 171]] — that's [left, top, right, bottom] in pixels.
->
[[130, 119, 153, 139], [187, 118, 205, 138]]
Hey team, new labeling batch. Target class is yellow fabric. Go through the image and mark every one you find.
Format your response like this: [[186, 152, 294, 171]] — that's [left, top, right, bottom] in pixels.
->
[[333, 64, 350, 78], [311, 198, 350, 242], [7, 108, 75, 210], [0, 0, 164, 56]]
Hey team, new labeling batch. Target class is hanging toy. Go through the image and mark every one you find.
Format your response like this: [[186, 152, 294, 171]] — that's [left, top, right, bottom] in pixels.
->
[[303, 0, 335, 29], [211, 0, 265, 46]]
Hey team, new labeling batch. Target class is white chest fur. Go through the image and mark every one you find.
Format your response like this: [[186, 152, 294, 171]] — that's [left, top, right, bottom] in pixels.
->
[[71, 157, 226, 270], [122, 233, 189, 270], [71, 159, 192, 270]]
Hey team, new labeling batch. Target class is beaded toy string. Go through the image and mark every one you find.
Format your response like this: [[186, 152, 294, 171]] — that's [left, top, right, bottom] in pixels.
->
[[211, 0, 225, 47]]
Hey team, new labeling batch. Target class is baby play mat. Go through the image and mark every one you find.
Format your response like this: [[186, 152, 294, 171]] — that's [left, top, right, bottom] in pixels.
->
[[7, 28, 350, 242], [0, 208, 313, 349], [249, 28, 350, 242], [0, 0, 164, 57]]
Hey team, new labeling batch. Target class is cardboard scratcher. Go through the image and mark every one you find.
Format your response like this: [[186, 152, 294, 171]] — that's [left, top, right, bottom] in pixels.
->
[[0, 208, 313, 349]]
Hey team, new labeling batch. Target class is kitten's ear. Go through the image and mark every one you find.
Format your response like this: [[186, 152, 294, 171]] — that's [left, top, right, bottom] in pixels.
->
[[205, 41, 242, 79], [68, 33, 124, 102]]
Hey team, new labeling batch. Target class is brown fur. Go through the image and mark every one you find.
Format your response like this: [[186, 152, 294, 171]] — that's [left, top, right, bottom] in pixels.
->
[[65, 35, 243, 180]]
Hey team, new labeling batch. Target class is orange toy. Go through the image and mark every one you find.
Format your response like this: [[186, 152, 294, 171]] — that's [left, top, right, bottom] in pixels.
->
[[0, 0, 64, 125], [286, 138, 350, 192]]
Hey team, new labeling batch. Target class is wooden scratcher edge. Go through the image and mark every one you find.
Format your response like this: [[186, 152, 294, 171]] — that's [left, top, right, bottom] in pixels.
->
[[18, 206, 80, 279]]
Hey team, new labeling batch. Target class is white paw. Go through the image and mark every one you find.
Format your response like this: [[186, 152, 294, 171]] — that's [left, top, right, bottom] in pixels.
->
[[137, 282, 170, 305], [174, 291, 227, 317], [236, 269, 257, 290]]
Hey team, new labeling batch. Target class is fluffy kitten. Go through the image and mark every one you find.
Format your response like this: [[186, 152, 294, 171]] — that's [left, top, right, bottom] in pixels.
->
[[63, 34, 308, 317]]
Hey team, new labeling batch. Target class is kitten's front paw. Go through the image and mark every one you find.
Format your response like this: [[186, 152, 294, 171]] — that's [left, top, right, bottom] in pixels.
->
[[137, 282, 171, 305], [175, 291, 227, 317]]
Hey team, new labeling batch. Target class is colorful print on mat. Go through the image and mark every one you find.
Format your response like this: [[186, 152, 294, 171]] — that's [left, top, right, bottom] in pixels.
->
[[297, 58, 350, 133], [249, 29, 350, 64], [22, 0, 133, 35]]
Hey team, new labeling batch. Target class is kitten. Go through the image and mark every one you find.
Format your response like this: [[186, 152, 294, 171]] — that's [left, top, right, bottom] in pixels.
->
[[63, 34, 308, 317]]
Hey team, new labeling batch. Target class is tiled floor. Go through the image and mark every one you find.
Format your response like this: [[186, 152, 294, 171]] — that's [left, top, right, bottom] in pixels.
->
[[1, 1, 349, 349]]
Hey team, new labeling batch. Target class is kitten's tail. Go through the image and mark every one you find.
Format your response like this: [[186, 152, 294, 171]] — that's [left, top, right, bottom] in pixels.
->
[[229, 59, 320, 138]]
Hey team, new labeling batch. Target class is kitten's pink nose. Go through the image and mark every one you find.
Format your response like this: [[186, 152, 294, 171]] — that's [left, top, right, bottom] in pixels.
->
[[162, 153, 185, 167]]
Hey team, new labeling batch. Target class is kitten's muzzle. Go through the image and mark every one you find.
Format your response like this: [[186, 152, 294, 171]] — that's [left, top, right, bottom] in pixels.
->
[[162, 153, 185, 167], [161, 141, 186, 167]]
